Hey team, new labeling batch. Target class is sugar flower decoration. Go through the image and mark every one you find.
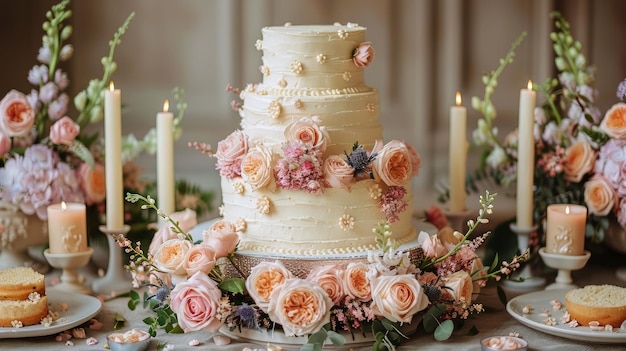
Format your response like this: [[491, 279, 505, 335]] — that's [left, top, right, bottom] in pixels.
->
[[338, 29, 348, 40], [233, 182, 245, 195], [368, 183, 383, 200], [268, 100, 282, 119], [316, 54, 327, 64], [339, 214, 355, 231], [255, 39, 263, 51], [343, 72, 352, 81], [256, 196, 271, 215], [290, 60, 303, 75], [294, 99, 303, 110], [278, 79, 288, 88], [367, 102, 375, 112], [259, 65, 270, 76], [235, 217, 247, 232]]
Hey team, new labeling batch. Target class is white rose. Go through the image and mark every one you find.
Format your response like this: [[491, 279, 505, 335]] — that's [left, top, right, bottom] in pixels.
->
[[370, 274, 429, 324]]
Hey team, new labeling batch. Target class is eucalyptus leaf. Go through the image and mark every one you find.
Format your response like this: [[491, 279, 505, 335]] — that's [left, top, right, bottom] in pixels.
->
[[423, 303, 446, 333], [434, 319, 454, 341], [327, 330, 345, 346], [306, 329, 328, 344], [219, 277, 246, 294]]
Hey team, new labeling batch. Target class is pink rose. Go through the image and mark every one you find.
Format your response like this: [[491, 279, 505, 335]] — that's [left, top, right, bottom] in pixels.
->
[[182, 244, 217, 277], [343, 262, 371, 301], [76, 162, 106, 205], [370, 274, 429, 324], [600, 103, 626, 139], [443, 270, 473, 303], [306, 265, 345, 305], [149, 209, 197, 256], [352, 41, 375, 67], [0, 90, 36, 137], [425, 205, 449, 230], [584, 174, 617, 216], [169, 271, 224, 333], [241, 145, 274, 190], [267, 278, 333, 336], [49, 116, 80, 145], [323, 155, 354, 189], [284, 117, 330, 152], [372, 140, 412, 187], [245, 260, 294, 313], [404, 142, 422, 177], [202, 219, 239, 258], [0, 130, 11, 156], [417, 231, 447, 259], [153, 238, 192, 275], [215, 130, 249, 178], [563, 140, 595, 183]]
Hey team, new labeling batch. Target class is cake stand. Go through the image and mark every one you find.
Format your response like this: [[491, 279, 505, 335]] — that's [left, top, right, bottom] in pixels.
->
[[91, 225, 132, 296], [501, 224, 545, 292], [538, 247, 591, 290], [44, 247, 93, 294]]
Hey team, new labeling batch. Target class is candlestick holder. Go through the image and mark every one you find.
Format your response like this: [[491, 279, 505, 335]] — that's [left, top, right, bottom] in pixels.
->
[[44, 247, 93, 294], [445, 209, 471, 235], [91, 225, 132, 296], [538, 247, 590, 290], [501, 223, 545, 292]]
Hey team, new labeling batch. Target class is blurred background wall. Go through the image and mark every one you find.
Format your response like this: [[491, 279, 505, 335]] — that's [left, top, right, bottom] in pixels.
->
[[1, 0, 625, 218]]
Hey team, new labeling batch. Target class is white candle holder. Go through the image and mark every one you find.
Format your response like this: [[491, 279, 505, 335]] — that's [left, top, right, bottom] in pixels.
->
[[91, 225, 132, 296], [445, 209, 471, 234], [501, 223, 545, 292], [538, 247, 591, 290], [44, 247, 93, 294]]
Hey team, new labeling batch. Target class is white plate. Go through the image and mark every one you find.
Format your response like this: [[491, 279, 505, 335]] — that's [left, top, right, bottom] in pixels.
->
[[0, 290, 103, 338], [506, 289, 626, 343]]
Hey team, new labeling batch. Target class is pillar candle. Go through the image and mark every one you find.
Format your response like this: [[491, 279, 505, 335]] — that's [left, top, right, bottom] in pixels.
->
[[47, 202, 88, 254], [546, 204, 587, 255], [516, 81, 536, 228], [449, 91, 467, 212], [157, 99, 175, 220], [104, 81, 124, 230]]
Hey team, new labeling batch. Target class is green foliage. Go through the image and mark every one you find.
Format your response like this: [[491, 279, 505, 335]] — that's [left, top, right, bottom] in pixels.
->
[[302, 327, 345, 351], [219, 277, 246, 294]]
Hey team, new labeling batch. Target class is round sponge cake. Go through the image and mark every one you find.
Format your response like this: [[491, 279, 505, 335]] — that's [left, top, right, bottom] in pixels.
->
[[0, 267, 48, 327], [565, 284, 626, 327]]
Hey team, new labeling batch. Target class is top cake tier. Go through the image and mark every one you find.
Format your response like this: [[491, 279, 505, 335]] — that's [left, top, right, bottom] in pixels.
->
[[259, 24, 369, 92]]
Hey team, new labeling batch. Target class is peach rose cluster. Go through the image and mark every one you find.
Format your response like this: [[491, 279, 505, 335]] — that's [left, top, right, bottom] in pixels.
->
[[369, 274, 429, 324], [285, 116, 330, 153], [215, 129, 249, 178], [372, 140, 415, 187], [0, 90, 35, 138], [352, 41, 375, 67], [241, 144, 274, 190]]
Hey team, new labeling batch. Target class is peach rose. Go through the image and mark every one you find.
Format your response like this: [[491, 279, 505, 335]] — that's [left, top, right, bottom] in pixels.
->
[[267, 278, 333, 336], [182, 244, 217, 277], [149, 208, 197, 257], [343, 262, 372, 301], [0, 90, 35, 137], [284, 117, 330, 152], [306, 265, 345, 305], [76, 162, 106, 205], [563, 140, 595, 182], [372, 140, 412, 187], [425, 205, 449, 230], [352, 41, 375, 67], [0, 130, 11, 156], [245, 260, 294, 312], [323, 155, 354, 189], [417, 231, 447, 259], [600, 102, 626, 139], [584, 174, 617, 216], [370, 274, 429, 324], [241, 145, 274, 190], [404, 142, 422, 177], [202, 220, 239, 258], [443, 270, 473, 303], [215, 130, 249, 178], [49, 116, 80, 145], [169, 271, 223, 333], [153, 238, 192, 275]]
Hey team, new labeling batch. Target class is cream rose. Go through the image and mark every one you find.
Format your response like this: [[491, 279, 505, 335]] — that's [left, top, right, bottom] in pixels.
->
[[169, 271, 224, 333], [323, 155, 354, 189], [202, 219, 239, 258], [563, 140, 595, 182], [148, 208, 197, 256], [49, 116, 80, 145], [306, 265, 345, 305], [444, 270, 473, 303], [370, 274, 429, 324], [584, 175, 617, 216], [245, 260, 294, 313], [343, 262, 372, 301], [241, 145, 274, 190], [153, 238, 193, 275], [182, 244, 217, 277], [267, 278, 333, 336], [284, 116, 330, 152], [600, 102, 626, 139], [215, 130, 249, 178], [417, 231, 447, 259], [352, 41, 375, 67], [76, 162, 106, 205], [372, 140, 412, 187], [0, 90, 36, 137]]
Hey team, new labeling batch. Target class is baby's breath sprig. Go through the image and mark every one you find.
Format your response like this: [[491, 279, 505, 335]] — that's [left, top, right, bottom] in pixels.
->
[[373, 220, 398, 253], [125, 192, 193, 242]]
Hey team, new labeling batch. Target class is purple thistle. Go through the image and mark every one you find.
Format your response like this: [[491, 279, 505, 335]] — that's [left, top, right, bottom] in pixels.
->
[[345, 142, 377, 178], [617, 79, 626, 101], [234, 304, 259, 329]]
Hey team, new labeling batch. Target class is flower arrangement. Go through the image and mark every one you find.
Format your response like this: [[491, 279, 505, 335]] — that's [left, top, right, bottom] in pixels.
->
[[470, 11, 624, 243], [118, 190, 527, 351]]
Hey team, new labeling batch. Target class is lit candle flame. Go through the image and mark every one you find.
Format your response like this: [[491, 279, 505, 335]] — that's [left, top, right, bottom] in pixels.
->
[[565, 205, 570, 215], [109, 81, 115, 91], [163, 99, 170, 113], [527, 80, 533, 90], [455, 91, 462, 106], [61, 201, 67, 212]]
